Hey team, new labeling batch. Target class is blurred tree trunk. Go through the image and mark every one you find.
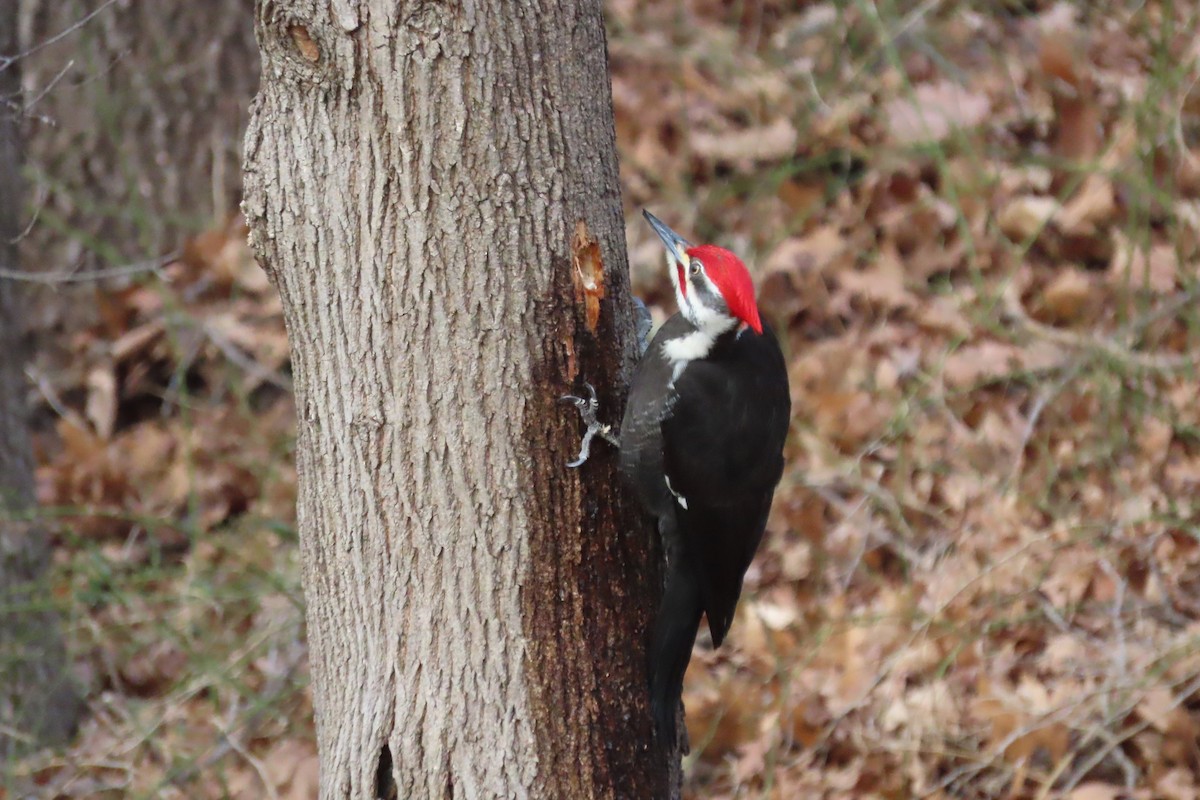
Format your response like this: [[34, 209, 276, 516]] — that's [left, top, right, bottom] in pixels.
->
[[243, 2, 680, 798], [0, 0, 81, 758], [20, 0, 258, 265]]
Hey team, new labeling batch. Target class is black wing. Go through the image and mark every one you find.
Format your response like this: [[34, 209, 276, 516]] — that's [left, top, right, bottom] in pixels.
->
[[661, 326, 790, 644]]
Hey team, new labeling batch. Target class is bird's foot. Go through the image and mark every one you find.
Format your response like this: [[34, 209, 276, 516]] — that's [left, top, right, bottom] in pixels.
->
[[560, 382, 620, 468]]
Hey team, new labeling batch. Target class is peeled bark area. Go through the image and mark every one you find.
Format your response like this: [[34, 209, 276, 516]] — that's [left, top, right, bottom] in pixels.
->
[[243, 1, 677, 797]]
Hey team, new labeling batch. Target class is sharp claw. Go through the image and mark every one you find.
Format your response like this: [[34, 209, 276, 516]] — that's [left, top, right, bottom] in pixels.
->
[[562, 385, 600, 415], [566, 426, 596, 468], [562, 382, 616, 467]]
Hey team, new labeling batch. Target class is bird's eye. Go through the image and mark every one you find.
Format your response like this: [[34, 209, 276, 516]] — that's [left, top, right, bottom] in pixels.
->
[[688, 259, 702, 277]]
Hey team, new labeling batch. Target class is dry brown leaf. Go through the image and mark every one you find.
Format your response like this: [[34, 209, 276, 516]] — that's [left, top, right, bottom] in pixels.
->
[[121, 422, 176, 478], [942, 341, 1019, 388], [763, 226, 847, 276], [1040, 552, 1094, 608], [812, 91, 872, 147], [111, 320, 165, 363], [1059, 175, 1116, 235], [684, 681, 759, 759], [787, 695, 829, 749], [972, 677, 1070, 766], [1039, 267, 1095, 323], [1155, 768, 1199, 800], [914, 297, 972, 338], [1137, 687, 1197, 738], [119, 640, 187, 696], [85, 363, 118, 440], [836, 246, 916, 311], [180, 214, 256, 292], [690, 118, 798, 162], [997, 195, 1059, 241], [1069, 783, 1124, 800], [1109, 235, 1178, 293], [196, 460, 259, 530], [1039, 30, 1102, 162], [759, 226, 848, 318], [731, 734, 771, 786], [884, 81, 990, 145], [808, 389, 889, 451], [880, 681, 961, 739], [1138, 416, 1173, 466], [777, 179, 825, 218], [204, 312, 291, 384], [264, 738, 321, 800]]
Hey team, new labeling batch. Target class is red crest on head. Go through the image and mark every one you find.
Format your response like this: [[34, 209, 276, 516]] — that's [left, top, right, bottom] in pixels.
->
[[685, 245, 762, 334]]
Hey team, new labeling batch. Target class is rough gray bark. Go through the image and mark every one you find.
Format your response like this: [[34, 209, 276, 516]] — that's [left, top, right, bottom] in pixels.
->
[[0, 0, 81, 758], [243, 1, 680, 798]]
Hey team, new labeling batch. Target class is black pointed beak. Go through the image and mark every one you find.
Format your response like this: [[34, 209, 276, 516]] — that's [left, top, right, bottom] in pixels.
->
[[642, 210, 690, 266]]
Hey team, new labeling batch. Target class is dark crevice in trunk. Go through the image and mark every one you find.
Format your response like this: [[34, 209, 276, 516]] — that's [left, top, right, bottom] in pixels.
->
[[375, 743, 396, 800]]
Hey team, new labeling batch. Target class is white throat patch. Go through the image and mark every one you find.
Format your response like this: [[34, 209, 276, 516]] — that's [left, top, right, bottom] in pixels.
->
[[662, 315, 735, 384], [664, 328, 716, 365]]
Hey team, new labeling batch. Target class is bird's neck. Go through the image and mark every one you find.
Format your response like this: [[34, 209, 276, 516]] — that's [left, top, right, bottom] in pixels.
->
[[661, 313, 737, 384]]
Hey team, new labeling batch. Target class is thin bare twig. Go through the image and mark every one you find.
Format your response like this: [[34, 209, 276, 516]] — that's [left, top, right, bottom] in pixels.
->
[[23, 57, 76, 112], [1007, 361, 1082, 488], [6, 182, 47, 245], [24, 365, 88, 430], [0, 0, 120, 71], [215, 701, 281, 800], [0, 252, 176, 285]]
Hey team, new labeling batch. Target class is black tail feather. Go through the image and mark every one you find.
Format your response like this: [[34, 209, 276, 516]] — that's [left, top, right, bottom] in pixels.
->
[[649, 558, 704, 747]]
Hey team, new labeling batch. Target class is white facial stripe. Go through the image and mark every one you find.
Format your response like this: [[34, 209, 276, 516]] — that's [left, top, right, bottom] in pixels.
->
[[689, 291, 735, 337], [666, 251, 680, 291], [666, 253, 686, 314], [668, 254, 737, 338], [662, 259, 737, 385], [667, 254, 699, 325]]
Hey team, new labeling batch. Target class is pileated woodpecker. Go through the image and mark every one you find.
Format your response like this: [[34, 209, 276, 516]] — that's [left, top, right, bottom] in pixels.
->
[[564, 211, 791, 743]]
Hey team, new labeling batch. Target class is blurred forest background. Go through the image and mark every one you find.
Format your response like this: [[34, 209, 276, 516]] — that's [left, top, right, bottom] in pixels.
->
[[5, 0, 1200, 797]]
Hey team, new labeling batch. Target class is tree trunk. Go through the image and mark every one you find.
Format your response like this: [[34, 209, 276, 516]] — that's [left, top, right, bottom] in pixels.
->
[[0, 0, 81, 758], [243, 2, 680, 797]]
